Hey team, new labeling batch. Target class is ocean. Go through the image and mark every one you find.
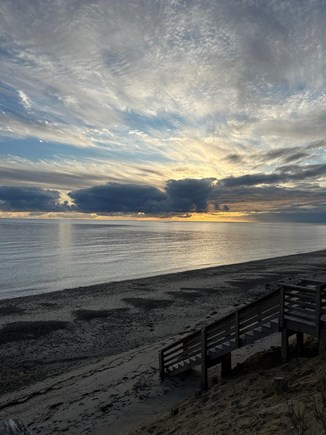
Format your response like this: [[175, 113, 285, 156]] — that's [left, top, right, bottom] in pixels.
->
[[0, 218, 325, 300]]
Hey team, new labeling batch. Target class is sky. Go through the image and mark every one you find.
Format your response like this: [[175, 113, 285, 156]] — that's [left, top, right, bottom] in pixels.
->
[[0, 0, 325, 222]]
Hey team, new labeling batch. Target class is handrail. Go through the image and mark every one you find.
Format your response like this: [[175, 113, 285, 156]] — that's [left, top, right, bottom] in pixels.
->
[[159, 281, 326, 382], [161, 329, 200, 352], [160, 288, 280, 378]]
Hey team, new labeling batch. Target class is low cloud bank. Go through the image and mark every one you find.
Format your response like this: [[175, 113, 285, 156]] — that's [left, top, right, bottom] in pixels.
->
[[0, 186, 65, 212], [0, 167, 325, 223]]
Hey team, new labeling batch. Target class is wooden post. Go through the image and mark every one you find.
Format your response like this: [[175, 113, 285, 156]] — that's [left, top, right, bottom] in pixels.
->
[[320, 309, 326, 354], [296, 332, 304, 356], [221, 353, 232, 377], [201, 327, 208, 390], [319, 330, 326, 354], [316, 284, 322, 337], [159, 350, 164, 379], [281, 328, 289, 363], [280, 285, 285, 330], [235, 310, 240, 347]]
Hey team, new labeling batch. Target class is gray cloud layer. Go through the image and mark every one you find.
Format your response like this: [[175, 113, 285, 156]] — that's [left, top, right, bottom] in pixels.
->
[[0, 186, 64, 212], [1, 163, 325, 222]]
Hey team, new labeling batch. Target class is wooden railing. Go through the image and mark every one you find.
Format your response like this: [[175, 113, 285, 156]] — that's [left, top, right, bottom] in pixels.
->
[[159, 288, 280, 382], [281, 281, 326, 336], [159, 280, 326, 388]]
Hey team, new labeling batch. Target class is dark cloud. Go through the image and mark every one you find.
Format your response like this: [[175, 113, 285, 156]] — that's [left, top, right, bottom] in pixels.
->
[[220, 173, 281, 187], [214, 184, 326, 206], [0, 164, 324, 224], [69, 183, 166, 213], [263, 147, 310, 163], [164, 178, 215, 213], [70, 178, 216, 214], [256, 205, 326, 224], [283, 152, 310, 164], [278, 164, 326, 178], [220, 163, 326, 187], [0, 186, 64, 211], [224, 154, 243, 164]]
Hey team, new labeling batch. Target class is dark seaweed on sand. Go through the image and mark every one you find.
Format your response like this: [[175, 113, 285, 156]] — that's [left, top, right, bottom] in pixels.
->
[[0, 321, 70, 345], [73, 308, 129, 321]]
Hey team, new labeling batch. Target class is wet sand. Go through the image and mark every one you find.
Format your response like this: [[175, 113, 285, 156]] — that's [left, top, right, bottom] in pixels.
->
[[0, 250, 325, 434]]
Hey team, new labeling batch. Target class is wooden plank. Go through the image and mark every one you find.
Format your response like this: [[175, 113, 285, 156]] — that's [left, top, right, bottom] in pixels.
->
[[239, 306, 279, 328], [284, 308, 316, 322], [159, 350, 164, 378], [163, 333, 201, 357], [207, 333, 236, 349], [285, 306, 316, 317], [284, 298, 316, 310], [164, 345, 201, 366], [207, 328, 235, 343], [164, 339, 201, 361], [240, 312, 279, 334], [285, 292, 316, 303], [316, 285, 322, 337], [284, 319, 316, 335], [206, 324, 235, 341], [235, 310, 240, 347], [319, 329, 326, 354], [208, 343, 236, 361], [300, 279, 326, 287], [161, 330, 201, 352], [280, 286, 285, 329], [207, 339, 235, 354], [167, 359, 199, 376], [239, 303, 279, 323], [207, 317, 235, 335], [284, 284, 318, 293], [206, 313, 235, 331], [239, 298, 279, 319], [201, 327, 208, 390]]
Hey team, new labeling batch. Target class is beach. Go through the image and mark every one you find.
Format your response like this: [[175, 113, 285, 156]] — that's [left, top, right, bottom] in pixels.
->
[[0, 250, 325, 434]]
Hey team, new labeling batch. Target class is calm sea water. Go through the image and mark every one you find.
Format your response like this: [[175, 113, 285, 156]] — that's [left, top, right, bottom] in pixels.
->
[[0, 219, 325, 300]]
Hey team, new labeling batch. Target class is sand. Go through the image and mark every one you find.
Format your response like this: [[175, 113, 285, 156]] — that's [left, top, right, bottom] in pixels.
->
[[0, 250, 325, 434], [129, 340, 326, 435]]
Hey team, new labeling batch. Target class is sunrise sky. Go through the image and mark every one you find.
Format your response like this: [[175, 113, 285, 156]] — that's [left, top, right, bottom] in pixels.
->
[[0, 0, 325, 222]]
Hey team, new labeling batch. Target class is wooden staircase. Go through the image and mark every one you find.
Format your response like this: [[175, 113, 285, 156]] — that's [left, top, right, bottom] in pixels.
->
[[159, 279, 326, 389]]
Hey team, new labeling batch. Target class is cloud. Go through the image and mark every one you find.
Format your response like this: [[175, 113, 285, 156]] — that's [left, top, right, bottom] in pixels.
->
[[220, 163, 326, 187], [224, 154, 243, 164], [69, 183, 167, 213], [0, 0, 325, 177], [0, 186, 64, 211], [0, 162, 325, 223], [255, 205, 326, 224], [164, 178, 215, 212], [70, 178, 217, 214], [0, 0, 325, 221]]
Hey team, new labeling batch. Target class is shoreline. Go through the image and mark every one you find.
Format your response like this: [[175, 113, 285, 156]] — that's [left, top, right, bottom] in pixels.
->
[[2, 247, 326, 302], [0, 249, 325, 434], [3, 248, 326, 304]]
